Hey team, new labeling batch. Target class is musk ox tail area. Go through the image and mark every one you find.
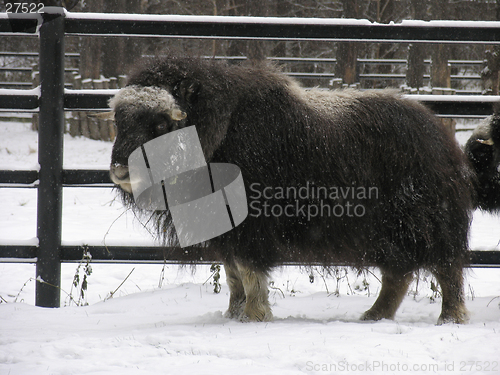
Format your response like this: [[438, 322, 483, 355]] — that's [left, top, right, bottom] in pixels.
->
[[465, 104, 500, 212]]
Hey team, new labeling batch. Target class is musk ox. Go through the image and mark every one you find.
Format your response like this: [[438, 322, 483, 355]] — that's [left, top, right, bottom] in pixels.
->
[[109, 56, 500, 325], [465, 106, 500, 211]]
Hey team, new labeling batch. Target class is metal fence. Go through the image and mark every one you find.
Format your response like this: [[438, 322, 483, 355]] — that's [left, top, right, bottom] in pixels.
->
[[1, 9, 500, 308]]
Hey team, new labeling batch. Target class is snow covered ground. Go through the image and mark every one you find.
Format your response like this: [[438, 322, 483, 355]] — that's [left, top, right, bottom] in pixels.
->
[[1, 119, 499, 374]]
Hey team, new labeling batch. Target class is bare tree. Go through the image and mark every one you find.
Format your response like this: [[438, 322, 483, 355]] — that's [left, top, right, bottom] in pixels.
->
[[430, 0, 450, 89], [101, 0, 143, 78], [246, 0, 268, 63], [79, 0, 103, 80], [406, 0, 428, 90], [335, 0, 359, 85], [481, 0, 500, 95], [220, 0, 270, 62]]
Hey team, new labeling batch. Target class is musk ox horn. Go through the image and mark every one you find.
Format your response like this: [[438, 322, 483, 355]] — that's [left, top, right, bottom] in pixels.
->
[[171, 109, 187, 121], [478, 138, 494, 145]]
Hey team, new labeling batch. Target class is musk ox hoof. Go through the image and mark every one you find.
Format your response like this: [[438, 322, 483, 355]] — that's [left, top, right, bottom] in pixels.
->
[[239, 310, 273, 323], [223, 310, 237, 320], [437, 311, 469, 325], [223, 307, 244, 320], [223, 296, 246, 320], [360, 309, 393, 322]]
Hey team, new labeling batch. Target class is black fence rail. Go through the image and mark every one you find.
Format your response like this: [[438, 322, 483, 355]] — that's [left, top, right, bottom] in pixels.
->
[[1, 9, 500, 308]]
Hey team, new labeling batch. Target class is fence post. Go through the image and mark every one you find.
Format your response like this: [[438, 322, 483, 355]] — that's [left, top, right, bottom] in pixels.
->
[[36, 8, 65, 308], [482, 48, 500, 95]]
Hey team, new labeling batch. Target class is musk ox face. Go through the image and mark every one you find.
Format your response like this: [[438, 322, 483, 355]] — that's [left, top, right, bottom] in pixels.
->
[[109, 85, 188, 194]]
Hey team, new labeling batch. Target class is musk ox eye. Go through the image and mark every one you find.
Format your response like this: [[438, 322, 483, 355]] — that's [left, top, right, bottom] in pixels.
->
[[154, 120, 170, 134]]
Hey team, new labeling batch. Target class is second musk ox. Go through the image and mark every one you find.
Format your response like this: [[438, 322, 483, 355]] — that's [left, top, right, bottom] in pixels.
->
[[109, 56, 500, 324]]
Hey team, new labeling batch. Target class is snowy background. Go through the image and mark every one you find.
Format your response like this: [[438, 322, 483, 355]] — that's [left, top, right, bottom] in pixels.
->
[[0, 117, 499, 374]]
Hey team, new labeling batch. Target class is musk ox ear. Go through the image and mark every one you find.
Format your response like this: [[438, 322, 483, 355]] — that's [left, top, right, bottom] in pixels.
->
[[176, 79, 200, 104]]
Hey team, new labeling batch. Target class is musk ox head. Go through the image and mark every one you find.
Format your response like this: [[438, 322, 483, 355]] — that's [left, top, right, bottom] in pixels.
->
[[465, 107, 500, 210], [465, 110, 500, 173], [109, 85, 188, 194], [108, 57, 236, 198]]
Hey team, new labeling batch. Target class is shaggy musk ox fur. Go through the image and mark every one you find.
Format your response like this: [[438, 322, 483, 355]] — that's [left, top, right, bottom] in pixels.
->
[[465, 105, 500, 211], [109, 56, 500, 325]]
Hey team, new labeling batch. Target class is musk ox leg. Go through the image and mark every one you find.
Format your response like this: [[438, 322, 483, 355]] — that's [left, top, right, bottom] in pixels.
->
[[223, 262, 246, 320], [361, 269, 413, 321], [236, 262, 273, 322], [433, 265, 469, 325]]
